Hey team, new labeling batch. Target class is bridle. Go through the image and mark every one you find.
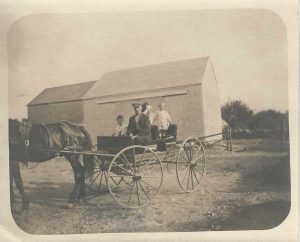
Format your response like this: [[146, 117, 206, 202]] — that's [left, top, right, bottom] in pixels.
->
[[23, 122, 31, 145], [21, 122, 32, 167]]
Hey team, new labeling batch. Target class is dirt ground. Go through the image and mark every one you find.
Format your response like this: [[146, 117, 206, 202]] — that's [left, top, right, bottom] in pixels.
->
[[11, 139, 291, 234]]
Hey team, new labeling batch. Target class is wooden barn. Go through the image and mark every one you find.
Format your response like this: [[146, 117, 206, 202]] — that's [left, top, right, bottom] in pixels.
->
[[27, 57, 222, 143]]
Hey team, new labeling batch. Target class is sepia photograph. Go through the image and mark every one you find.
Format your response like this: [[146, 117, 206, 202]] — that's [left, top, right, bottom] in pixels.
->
[[3, 4, 297, 239]]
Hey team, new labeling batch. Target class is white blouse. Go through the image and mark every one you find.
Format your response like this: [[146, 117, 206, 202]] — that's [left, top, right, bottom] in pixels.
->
[[153, 110, 171, 130]]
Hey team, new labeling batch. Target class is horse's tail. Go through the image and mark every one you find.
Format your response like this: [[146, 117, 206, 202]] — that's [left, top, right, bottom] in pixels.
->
[[79, 125, 95, 177], [79, 125, 93, 150]]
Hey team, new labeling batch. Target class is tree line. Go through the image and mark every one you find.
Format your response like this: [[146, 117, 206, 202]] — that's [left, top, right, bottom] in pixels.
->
[[221, 100, 289, 139]]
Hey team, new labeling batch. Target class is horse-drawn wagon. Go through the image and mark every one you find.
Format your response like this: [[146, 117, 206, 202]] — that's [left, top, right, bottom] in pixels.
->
[[84, 128, 206, 208], [9, 120, 209, 210]]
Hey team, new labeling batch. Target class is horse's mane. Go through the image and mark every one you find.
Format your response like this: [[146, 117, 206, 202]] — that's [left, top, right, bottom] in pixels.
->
[[9, 118, 22, 126]]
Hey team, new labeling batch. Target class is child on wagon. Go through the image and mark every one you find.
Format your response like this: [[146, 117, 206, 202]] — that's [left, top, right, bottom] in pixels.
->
[[153, 102, 172, 139]]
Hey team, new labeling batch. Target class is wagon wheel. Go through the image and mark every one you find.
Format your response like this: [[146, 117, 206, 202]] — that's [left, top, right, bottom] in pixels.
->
[[176, 137, 206, 192], [162, 145, 178, 174], [85, 156, 122, 193], [107, 145, 163, 209]]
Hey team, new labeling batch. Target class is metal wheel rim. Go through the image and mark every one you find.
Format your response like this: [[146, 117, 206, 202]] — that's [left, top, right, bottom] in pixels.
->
[[176, 137, 206, 192]]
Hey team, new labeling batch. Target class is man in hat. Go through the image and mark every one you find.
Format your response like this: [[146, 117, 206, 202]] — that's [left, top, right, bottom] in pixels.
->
[[142, 102, 154, 124], [126, 103, 151, 145]]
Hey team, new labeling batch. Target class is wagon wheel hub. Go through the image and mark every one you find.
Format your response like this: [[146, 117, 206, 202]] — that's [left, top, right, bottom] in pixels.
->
[[100, 162, 108, 171], [132, 175, 142, 181]]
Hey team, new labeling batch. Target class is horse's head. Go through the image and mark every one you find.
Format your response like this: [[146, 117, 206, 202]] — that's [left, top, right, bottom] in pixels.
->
[[9, 119, 31, 145]]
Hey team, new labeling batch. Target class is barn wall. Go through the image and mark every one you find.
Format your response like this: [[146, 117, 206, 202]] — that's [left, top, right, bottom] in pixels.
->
[[83, 100, 117, 144], [28, 101, 84, 124], [83, 84, 204, 143], [202, 62, 222, 140], [164, 84, 205, 140]]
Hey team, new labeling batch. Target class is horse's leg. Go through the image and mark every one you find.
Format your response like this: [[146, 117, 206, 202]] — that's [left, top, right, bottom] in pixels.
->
[[79, 157, 86, 201], [9, 163, 15, 210], [11, 161, 29, 210], [79, 154, 94, 200], [81, 154, 97, 198], [66, 154, 84, 207]]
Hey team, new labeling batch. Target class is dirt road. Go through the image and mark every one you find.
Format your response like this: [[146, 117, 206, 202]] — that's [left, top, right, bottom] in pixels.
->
[[11, 140, 290, 234]]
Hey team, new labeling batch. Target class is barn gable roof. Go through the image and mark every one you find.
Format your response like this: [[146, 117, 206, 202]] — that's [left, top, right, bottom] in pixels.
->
[[27, 81, 96, 106], [28, 57, 210, 106], [84, 56, 209, 99]]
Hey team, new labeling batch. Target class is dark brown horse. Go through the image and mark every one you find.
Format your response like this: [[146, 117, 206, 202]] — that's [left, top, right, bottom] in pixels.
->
[[9, 119, 94, 209]]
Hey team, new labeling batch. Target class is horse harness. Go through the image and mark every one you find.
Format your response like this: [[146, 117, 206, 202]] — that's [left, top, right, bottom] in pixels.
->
[[22, 122, 82, 161]]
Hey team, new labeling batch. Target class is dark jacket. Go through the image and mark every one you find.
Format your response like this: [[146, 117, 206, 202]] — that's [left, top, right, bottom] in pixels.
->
[[126, 113, 151, 137]]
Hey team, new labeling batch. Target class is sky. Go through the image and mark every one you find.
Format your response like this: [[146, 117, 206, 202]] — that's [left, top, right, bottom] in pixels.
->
[[8, 9, 288, 119]]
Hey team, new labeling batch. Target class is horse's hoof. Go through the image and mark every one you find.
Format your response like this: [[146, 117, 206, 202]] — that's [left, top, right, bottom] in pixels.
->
[[66, 203, 74, 209]]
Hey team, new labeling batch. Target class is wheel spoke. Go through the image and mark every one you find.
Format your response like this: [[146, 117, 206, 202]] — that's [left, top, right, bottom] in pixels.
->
[[140, 179, 159, 191], [85, 169, 100, 180], [127, 181, 136, 205], [104, 171, 108, 185], [136, 181, 140, 206], [187, 169, 191, 190], [180, 153, 189, 163], [138, 157, 158, 175], [193, 167, 204, 175], [111, 162, 134, 176], [192, 169, 200, 184], [192, 149, 200, 162], [192, 150, 204, 164], [191, 168, 194, 189], [181, 166, 190, 184], [98, 171, 104, 192], [89, 170, 101, 185], [141, 175, 159, 178], [192, 155, 203, 164], [121, 153, 135, 174], [138, 180, 151, 201], [184, 146, 191, 161]]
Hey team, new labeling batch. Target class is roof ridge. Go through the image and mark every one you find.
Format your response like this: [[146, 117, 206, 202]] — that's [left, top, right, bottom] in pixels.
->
[[43, 80, 97, 90], [27, 80, 97, 106], [103, 56, 210, 75]]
